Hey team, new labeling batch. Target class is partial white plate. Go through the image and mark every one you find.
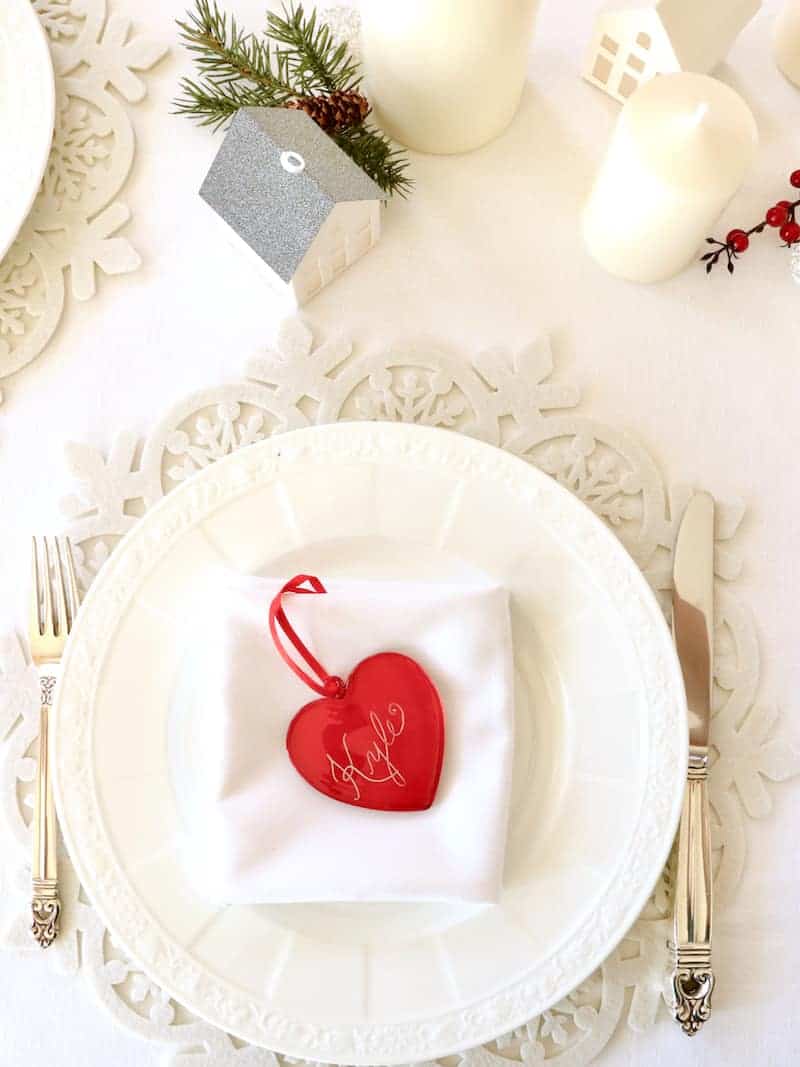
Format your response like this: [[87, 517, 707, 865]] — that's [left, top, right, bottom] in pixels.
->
[[0, 0, 54, 260], [53, 422, 687, 1065]]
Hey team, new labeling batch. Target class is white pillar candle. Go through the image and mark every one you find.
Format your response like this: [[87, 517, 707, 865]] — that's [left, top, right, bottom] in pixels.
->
[[360, 0, 539, 155], [582, 74, 758, 283], [775, 0, 800, 86]]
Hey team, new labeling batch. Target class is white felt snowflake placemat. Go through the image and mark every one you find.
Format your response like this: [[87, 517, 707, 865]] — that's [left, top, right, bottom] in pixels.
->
[[0, 317, 797, 1066], [0, 0, 166, 396]]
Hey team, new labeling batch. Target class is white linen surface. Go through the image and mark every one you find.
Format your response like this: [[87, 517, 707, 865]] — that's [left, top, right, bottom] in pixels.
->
[[2, 2, 798, 1063], [169, 575, 514, 904]]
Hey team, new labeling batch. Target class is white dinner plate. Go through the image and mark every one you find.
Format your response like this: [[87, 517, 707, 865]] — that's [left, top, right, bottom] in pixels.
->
[[53, 422, 687, 1064], [0, 0, 54, 261]]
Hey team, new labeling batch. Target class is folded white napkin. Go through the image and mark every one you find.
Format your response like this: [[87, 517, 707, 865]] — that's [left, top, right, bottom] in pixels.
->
[[170, 575, 514, 903]]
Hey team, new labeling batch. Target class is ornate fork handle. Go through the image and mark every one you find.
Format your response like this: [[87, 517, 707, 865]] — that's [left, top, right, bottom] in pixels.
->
[[32, 675, 61, 948], [670, 749, 714, 1035]]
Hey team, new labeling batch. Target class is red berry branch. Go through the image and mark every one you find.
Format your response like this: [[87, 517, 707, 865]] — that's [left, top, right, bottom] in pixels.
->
[[702, 168, 800, 274]]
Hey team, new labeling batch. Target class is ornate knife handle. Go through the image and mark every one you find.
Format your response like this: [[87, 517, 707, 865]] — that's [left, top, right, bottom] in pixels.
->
[[32, 676, 61, 948], [670, 749, 714, 1035]]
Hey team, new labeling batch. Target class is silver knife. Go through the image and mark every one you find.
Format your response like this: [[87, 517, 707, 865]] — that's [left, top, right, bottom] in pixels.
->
[[669, 491, 715, 1035]]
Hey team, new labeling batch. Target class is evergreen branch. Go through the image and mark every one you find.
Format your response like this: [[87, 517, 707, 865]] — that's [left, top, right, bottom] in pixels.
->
[[173, 77, 273, 130], [266, 4, 362, 95], [333, 123, 413, 198], [176, 0, 293, 101], [174, 0, 413, 197]]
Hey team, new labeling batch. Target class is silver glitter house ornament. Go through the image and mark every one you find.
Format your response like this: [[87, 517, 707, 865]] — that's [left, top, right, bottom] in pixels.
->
[[200, 107, 386, 306]]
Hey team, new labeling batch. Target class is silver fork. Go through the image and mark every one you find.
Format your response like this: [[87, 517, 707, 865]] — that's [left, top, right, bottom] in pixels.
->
[[29, 537, 80, 948]]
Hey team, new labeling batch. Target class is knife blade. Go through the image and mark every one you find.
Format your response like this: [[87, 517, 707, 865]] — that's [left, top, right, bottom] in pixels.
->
[[670, 490, 715, 1036], [672, 491, 714, 750]]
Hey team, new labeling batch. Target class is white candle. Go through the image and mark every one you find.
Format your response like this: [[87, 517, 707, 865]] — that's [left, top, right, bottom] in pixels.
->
[[360, 0, 539, 155], [582, 74, 758, 283], [775, 0, 800, 87]]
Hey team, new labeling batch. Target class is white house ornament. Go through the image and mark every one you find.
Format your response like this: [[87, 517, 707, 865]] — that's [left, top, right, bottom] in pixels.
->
[[583, 0, 761, 104], [199, 107, 386, 307]]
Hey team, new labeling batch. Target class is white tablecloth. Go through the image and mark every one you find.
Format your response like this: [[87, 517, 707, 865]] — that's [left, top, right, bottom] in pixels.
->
[[1, 1, 798, 1064]]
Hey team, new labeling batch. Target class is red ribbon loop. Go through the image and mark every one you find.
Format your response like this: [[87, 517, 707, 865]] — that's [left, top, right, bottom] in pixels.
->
[[268, 575, 346, 698]]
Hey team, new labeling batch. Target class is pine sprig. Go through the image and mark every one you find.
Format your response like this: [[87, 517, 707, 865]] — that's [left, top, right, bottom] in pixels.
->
[[266, 5, 361, 95], [174, 0, 412, 197], [174, 78, 271, 130], [333, 124, 413, 199], [175, 0, 293, 104]]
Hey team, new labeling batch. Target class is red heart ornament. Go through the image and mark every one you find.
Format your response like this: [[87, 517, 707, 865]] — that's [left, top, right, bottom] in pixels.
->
[[286, 652, 445, 812]]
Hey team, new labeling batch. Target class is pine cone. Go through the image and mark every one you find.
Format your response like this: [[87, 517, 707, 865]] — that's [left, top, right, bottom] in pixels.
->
[[286, 90, 370, 133]]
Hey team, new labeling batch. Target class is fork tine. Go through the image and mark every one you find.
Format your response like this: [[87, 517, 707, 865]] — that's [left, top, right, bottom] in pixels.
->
[[52, 538, 68, 638], [30, 538, 42, 638], [60, 538, 80, 632], [41, 538, 53, 637]]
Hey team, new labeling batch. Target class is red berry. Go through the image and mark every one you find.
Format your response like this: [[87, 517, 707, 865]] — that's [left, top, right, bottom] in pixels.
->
[[780, 220, 800, 244], [791, 170, 800, 189], [726, 229, 749, 252], [766, 201, 791, 227]]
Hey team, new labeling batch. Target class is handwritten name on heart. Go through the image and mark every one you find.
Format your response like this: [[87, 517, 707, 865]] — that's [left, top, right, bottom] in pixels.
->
[[327, 701, 407, 801], [270, 576, 446, 812], [286, 653, 444, 811]]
